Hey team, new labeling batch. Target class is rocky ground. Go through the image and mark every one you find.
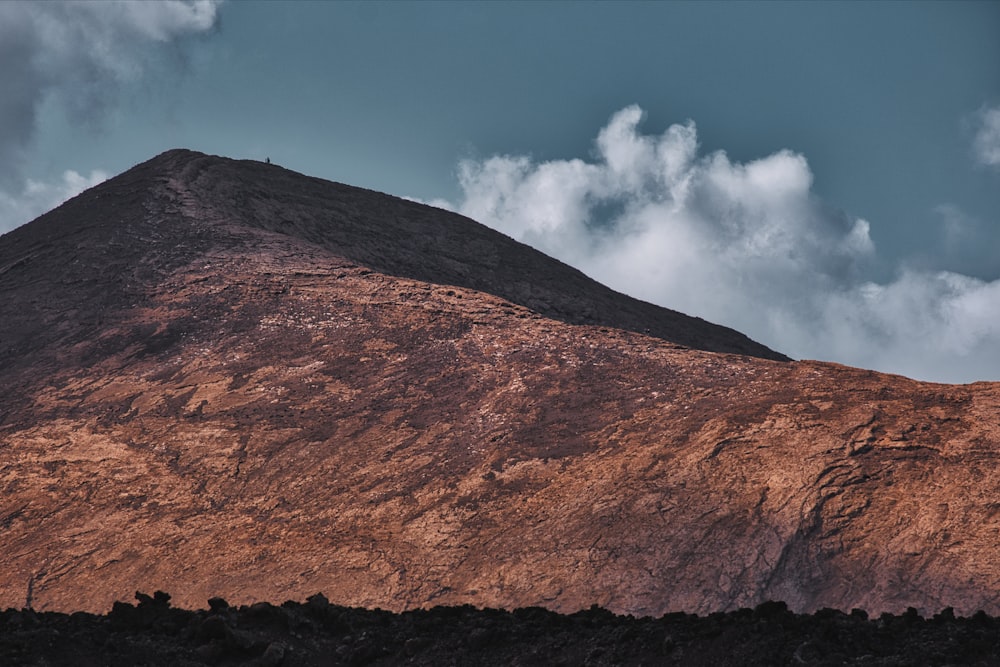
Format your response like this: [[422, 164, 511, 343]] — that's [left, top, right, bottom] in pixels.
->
[[3, 593, 1000, 666], [2, 150, 1000, 619]]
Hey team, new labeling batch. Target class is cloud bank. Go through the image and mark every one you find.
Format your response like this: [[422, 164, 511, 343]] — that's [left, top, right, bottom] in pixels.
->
[[438, 106, 1000, 383], [0, 0, 220, 232]]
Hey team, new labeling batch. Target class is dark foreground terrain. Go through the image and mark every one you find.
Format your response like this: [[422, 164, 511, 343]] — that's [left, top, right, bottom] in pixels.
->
[[3, 593, 999, 666]]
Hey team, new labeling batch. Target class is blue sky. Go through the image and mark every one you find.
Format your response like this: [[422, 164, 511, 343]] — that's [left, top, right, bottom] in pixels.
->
[[2, 1, 999, 382]]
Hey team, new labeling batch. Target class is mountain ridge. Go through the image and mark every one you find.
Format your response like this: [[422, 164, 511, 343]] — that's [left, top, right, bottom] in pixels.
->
[[3, 148, 784, 360], [161, 148, 790, 360]]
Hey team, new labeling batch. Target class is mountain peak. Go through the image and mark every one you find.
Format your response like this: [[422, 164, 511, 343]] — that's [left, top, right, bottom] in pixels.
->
[[99, 148, 789, 360]]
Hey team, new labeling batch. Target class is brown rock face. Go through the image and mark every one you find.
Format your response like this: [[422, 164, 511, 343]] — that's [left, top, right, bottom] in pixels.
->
[[1, 150, 998, 616]]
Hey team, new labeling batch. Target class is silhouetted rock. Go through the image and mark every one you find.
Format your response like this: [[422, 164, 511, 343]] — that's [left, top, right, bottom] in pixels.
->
[[4, 594, 1000, 666]]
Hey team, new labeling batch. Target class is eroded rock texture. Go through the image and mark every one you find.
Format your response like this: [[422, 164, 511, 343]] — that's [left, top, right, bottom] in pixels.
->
[[0, 150, 998, 616]]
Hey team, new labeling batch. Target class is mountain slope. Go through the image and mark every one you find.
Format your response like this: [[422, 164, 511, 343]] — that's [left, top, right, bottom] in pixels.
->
[[0, 150, 998, 616]]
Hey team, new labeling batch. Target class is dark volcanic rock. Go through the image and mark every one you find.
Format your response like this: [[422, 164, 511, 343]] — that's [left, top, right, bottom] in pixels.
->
[[3, 594, 1000, 666], [0, 150, 999, 618]]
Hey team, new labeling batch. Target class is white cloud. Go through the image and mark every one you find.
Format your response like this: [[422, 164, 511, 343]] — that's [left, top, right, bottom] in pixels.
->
[[0, 170, 108, 235], [0, 0, 220, 230], [797, 271, 1000, 383], [973, 105, 1000, 167], [439, 105, 1000, 383]]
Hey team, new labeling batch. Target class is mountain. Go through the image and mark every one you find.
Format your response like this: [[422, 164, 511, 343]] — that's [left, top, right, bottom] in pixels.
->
[[0, 149, 785, 370], [0, 149, 998, 616]]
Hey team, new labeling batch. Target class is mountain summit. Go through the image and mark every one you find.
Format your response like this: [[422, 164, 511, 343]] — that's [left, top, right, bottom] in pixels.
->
[[1, 150, 999, 616], [0, 148, 786, 365]]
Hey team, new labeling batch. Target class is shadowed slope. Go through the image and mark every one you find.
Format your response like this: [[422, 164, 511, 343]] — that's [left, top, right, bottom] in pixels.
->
[[0, 150, 999, 617], [0, 149, 786, 374], [150, 149, 789, 360]]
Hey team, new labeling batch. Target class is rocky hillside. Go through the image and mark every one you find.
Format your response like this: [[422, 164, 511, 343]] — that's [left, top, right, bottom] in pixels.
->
[[1, 150, 998, 617]]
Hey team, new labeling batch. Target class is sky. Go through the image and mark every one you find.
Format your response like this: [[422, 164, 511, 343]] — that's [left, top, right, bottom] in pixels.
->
[[1, 0, 999, 383]]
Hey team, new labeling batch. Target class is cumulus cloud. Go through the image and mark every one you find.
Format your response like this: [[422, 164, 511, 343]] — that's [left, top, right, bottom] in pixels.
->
[[973, 105, 1000, 167], [439, 105, 1000, 383], [0, 0, 220, 231]]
